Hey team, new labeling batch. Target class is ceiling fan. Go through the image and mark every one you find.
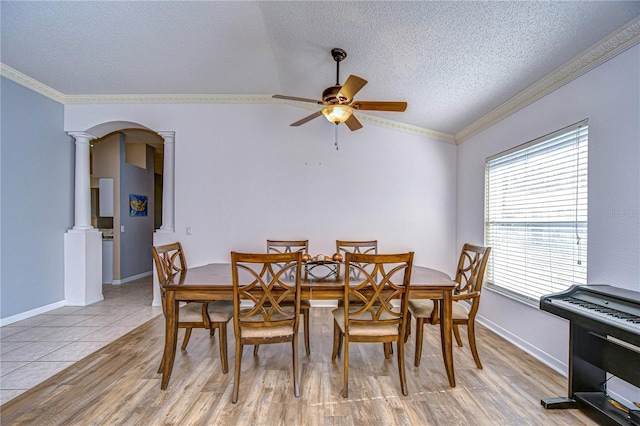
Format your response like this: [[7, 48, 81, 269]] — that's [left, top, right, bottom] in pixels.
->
[[273, 48, 407, 131]]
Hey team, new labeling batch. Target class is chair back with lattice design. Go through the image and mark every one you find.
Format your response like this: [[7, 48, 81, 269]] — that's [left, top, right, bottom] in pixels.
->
[[343, 252, 414, 331], [267, 240, 308, 254], [267, 240, 308, 280], [454, 244, 491, 295], [151, 242, 187, 315], [231, 252, 302, 338], [336, 240, 378, 257], [336, 240, 378, 279]]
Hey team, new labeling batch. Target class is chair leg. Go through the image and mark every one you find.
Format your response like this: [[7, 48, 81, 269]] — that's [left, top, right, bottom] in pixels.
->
[[453, 324, 463, 347], [218, 323, 229, 374], [303, 308, 310, 356], [181, 328, 192, 350], [293, 333, 300, 397], [331, 320, 341, 361], [414, 317, 425, 367], [404, 312, 412, 343], [397, 337, 408, 396], [467, 322, 483, 369], [384, 342, 392, 359], [232, 342, 243, 403], [253, 345, 260, 356], [342, 336, 349, 398], [210, 328, 216, 337]]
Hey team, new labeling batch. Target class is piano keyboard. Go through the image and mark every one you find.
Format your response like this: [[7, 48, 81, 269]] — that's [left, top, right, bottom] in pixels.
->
[[552, 296, 640, 335]]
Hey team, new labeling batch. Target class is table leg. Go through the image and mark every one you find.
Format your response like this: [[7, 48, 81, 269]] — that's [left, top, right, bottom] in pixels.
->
[[161, 291, 178, 390], [440, 291, 456, 387]]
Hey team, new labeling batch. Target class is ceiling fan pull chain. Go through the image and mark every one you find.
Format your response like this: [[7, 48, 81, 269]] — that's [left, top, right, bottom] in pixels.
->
[[335, 124, 339, 150]]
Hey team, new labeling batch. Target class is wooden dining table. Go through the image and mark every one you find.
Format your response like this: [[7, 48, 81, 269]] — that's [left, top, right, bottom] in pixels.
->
[[160, 263, 457, 390]]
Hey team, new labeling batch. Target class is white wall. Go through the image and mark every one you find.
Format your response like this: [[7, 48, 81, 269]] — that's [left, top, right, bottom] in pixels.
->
[[65, 103, 458, 273], [457, 44, 640, 384]]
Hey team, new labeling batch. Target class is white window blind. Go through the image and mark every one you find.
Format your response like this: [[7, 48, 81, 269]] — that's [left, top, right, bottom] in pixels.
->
[[485, 120, 588, 304]]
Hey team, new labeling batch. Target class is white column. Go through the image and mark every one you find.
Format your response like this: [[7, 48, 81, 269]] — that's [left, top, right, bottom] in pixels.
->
[[157, 131, 175, 233], [64, 131, 103, 306], [68, 132, 96, 230], [153, 131, 176, 307]]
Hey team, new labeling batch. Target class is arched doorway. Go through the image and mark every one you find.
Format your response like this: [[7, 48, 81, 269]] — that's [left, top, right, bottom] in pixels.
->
[[65, 121, 175, 308], [91, 129, 163, 286]]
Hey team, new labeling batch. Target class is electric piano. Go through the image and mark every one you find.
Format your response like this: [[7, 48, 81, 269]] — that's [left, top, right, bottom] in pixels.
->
[[540, 284, 640, 425]]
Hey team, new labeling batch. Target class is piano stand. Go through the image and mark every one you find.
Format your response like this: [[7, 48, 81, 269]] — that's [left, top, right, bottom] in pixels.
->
[[540, 285, 640, 426], [541, 323, 640, 425]]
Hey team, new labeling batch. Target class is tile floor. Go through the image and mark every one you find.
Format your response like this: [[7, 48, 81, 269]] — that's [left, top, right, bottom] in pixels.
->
[[0, 276, 161, 405]]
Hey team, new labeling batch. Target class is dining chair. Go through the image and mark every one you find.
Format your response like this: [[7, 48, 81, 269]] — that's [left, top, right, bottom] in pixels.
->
[[335, 240, 390, 354], [230, 251, 303, 403], [331, 251, 414, 397], [265, 240, 311, 356], [152, 242, 233, 374], [407, 244, 491, 369]]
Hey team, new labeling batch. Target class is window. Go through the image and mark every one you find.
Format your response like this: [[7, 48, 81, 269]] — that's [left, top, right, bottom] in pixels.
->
[[485, 120, 588, 304]]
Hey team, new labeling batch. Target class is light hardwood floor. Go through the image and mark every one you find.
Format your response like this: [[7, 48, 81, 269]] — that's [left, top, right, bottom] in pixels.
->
[[1, 303, 596, 425]]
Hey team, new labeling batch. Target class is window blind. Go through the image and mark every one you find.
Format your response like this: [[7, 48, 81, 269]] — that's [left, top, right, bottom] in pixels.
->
[[485, 120, 588, 303]]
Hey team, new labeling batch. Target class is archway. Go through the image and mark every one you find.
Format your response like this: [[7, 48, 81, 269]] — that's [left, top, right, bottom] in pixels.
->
[[65, 121, 175, 307]]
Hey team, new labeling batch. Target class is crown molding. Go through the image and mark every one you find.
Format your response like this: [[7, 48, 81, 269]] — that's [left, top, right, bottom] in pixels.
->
[[455, 16, 640, 144], [358, 114, 455, 142], [0, 63, 66, 103], [63, 93, 274, 104]]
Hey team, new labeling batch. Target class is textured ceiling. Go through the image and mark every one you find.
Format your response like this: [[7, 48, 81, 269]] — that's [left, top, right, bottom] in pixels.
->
[[1, 1, 639, 137]]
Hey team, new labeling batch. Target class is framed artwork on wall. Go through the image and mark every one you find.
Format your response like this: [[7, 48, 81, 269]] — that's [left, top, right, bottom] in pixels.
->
[[129, 194, 148, 217]]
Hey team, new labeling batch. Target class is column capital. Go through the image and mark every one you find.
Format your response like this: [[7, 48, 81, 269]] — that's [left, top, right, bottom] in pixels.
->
[[67, 131, 97, 142], [157, 131, 175, 140]]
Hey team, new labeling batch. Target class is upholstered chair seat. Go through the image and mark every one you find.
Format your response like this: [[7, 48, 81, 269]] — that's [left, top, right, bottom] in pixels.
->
[[332, 307, 401, 337], [408, 299, 470, 320]]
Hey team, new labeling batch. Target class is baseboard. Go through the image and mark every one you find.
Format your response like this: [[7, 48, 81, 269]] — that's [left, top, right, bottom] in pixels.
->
[[309, 300, 338, 308], [65, 294, 105, 306], [0, 300, 66, 326], [476, 314, 568, 376], [112, 271, 152, 285]]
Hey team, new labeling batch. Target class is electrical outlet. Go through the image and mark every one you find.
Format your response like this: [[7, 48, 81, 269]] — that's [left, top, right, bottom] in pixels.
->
[[186, 227, 192, 235]]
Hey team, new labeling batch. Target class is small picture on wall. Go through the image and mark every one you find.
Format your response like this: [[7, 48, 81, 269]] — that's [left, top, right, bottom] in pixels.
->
[[129, 194, 148, 217]]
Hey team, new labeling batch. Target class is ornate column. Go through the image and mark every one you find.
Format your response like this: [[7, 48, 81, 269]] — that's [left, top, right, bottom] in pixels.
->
[[64, 131, 103, 306], [153, 131, 176, 307], [157, 131, 175, 233], [68, 132, 95, 230]]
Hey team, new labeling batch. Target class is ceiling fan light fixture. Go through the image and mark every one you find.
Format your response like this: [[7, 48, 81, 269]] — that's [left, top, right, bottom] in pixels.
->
[[322, 105, 353, 124]]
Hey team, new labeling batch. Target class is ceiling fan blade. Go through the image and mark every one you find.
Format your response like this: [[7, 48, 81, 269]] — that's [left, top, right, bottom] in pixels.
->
[[338, 75, 368, 102], [345, 114, 363, 131], [351, 101, 407, 112], [290, 110, 323, 126], [273, 94, 322, 104]]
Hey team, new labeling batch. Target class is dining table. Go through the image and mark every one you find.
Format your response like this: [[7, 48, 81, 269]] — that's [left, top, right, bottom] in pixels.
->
[[160, 263, 457, 390]]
